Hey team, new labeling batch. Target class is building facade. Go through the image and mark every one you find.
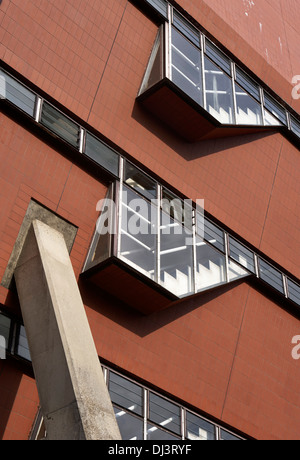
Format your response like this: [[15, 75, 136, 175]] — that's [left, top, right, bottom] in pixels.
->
[[0, 0, 300, 440]]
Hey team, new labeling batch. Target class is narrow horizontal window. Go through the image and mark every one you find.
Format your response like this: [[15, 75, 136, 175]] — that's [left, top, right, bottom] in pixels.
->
[[85, 132, 119, 177], [235, 67, 260, 101], [220, 429, 242, 440], [264, 93, 287, 125], [205, 40, 231, 75], [173, 10, 201, 48], [145, 0, 168, 18], [149, 392, 181, 435], [258, 258, 284, 294], [0, 70, 36, 117], [229, 237, 256, 273], [287, 279, 300, 306], [124, 162, 157, 200], [41, 102, 80, 148], [109, 372, 144, 416], [291, 116, 300, 138]]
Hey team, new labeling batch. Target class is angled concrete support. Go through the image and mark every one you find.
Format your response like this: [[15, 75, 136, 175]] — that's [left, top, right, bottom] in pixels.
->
[[14, 220, 121, 440]]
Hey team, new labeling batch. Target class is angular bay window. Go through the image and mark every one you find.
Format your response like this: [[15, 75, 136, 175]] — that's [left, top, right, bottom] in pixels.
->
[[195, 237, 227, 292], [235, 82, 262, 125]]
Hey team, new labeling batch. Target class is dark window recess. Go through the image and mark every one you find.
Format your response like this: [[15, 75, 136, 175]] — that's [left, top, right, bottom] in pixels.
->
[[144, 0, 168, 18], [84, 133, 119, 177], [113, 407, 144, 440], [0, 70, 36, 117], [109, 372, 144, 416], [41, 102, 80, 148], [149, 392, 181, 435], [287, 279, 300, 306], [173, 10, 201, 48], [258, 258, 284, 294], [0, 313, 11, 348], [124, 162, 157, 200], [264, 93, 287, 125], [229, 237, 256, 273], [205, 39, 231, 75], [220, 429, 242, 440]]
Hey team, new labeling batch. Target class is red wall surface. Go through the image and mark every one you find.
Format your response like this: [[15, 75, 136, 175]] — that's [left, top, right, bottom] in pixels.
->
[[0, 0, 300, 440]]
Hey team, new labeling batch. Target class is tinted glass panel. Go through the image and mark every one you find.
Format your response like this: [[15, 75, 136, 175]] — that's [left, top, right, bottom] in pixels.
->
[[264, 93, 287, 125], [160, 211, 194, 297], [264, 109, 282, 126], [0, 314, 11, 346], [109, 372, 143, 416], [235, 83, 262, 125], [41, 102, 80, 147], [204, 56, 234, 124], [186, 412, 216, 440], [220, 429, 241, 440], [149, 393, 181, 435], [85, 133, 119, 176], [202, 218, 225, 253], [287, 279, 300, 306], [291, 117, 300, 138], [147, 424, 180, 440], [114, 408, 143, 440], [235, 67, 260, 101], [173, 11, 200, 48], [145, 0, 168, 18], [120, 186, 156, 280], [171, 27, 202, 105], [195, 237, 226, 292], [17, 325, 31, 361], [124, 162, 157, 201], [205, 40, 231, 75], [228, 259, 249, 282], [258, 258, 284, 294], [229, 237, 255, 273], [0, 70, 36, 116]]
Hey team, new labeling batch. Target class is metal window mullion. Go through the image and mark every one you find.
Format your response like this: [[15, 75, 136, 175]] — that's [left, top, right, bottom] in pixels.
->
[[224, 232, 230, 283], [200, 34, 206, 109], [144, 388, 148, 440], [260, 87, 266, 126], [231, 62, 238, 125], [283, 274, 289, 298], [192, 210, 197, 294], [254, 253, 260, 278], [165, 9, 172, 80], [34, 96, 43, 123], [79, 127, 85, 153], [156, 184, 161, 285], [181, 407, 185, 440], [117, 158, 124, 258]]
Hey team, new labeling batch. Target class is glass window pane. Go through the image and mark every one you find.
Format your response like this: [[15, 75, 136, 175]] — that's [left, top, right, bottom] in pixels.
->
[[171, 27, 202, 105], [149, 392, 181, 435], [145, 0, 168, 18], [264, 109, 282, 126], [160, 211, 194, 297], [228, 259, 249, 282], [204, 57, 234, 124], [229, 237, 255, 273], [41, 102, 80, 148], [264, 93, 287, 125], [235, 67, 260, 101], [235, 83, 262, 125], [140, 28, 162, 93], [85, 133, 119, 176], [173, 11, 200, 48], [186, 412, 216, 440], [120, 186, 157, 280], [124, 162, 157, 201], [220, 429, 241, 440], [0, 70, 36, 117], [205, 40, 231, 75], [258, 258, 284, 294], [195, 237, 226, 292], [0, 314, 11, 346], [291, 116, 300, 138], [17, 325, 31, 361], [147, 423, 180, 440], [114, 408, 144, 440], [202, 218, 225, 253], [109, 372, 143, 416], [287, 279, 300, 306]]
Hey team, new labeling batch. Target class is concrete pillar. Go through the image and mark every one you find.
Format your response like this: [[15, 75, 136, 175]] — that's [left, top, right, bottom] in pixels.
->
[[14, 220, 121, 440]]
